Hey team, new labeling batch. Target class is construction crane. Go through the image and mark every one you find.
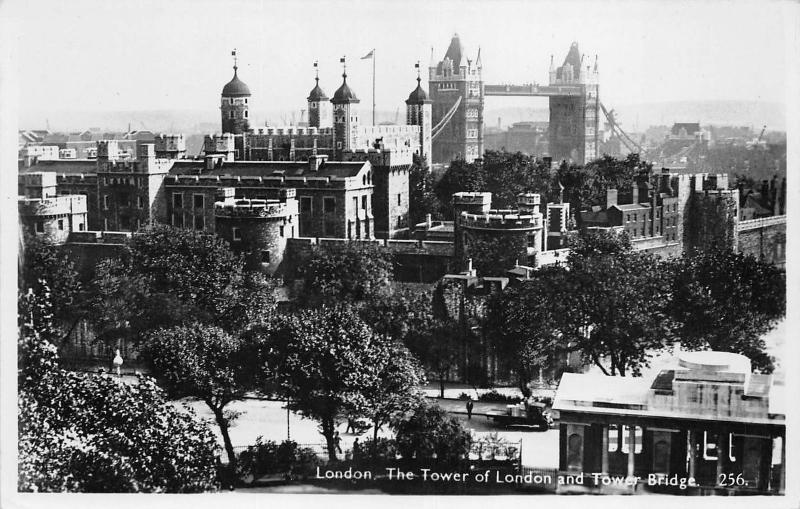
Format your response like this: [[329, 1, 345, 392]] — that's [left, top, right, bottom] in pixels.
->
[[757, 125, 767, 143], [599, 102, 646, 156]]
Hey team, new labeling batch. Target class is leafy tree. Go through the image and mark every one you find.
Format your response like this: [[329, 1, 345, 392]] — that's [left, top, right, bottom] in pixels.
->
[[392, 400, 471, 467], [488, 230, 675, 380], [19, 235, 84, 344], [18, 288, 218, 493], [434, 158, 487, 217], [669, 248, 785, 372], [88, 225, 276, 345], [264, 306, 389, 462], [146, 323, 255, 469], [409, 156, 445, 226], [296, 242, 393, 307], [556, 153, 652, 223], [362, 342, 426, 441], [482, 150, 556, 208]]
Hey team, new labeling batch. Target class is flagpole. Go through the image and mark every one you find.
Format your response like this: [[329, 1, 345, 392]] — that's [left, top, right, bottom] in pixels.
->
[[372, 48, 376, 125]]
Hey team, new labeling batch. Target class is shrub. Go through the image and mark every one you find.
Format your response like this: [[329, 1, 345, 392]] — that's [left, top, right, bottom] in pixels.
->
[[456, 392, 471, 401], [236, 438, 321, 482], [477, 390, 523, 404], [356, 438, 398, 468], [392, 400, 471, 468]]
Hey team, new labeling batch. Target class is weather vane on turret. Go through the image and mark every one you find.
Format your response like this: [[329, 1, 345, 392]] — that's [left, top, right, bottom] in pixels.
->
[[415, 60, 421, 84], [314, 60, 319, 84], [340, 55, 347, 79], [232, 48, 238, 72]]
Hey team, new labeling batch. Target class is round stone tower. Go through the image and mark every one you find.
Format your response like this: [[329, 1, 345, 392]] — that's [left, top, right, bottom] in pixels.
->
[[405, 64, 432, 166], [220, 50, 251, 135], [458, 194, 543, 276], [307, 62, 331, 129], [214, 189, 298, 275], [331, 57, 360, 159]]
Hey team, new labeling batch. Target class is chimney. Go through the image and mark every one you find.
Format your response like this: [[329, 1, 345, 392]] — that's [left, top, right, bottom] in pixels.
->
[[606, 188, 618, 208], [308, 154, 328, 172]]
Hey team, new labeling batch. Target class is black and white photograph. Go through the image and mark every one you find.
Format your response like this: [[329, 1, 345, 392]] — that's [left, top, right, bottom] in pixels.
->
[[0, 0, 797, 505]]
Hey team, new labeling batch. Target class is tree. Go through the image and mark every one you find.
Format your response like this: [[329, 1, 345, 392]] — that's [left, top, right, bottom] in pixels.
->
[[362, 342, 426, 442], [486, 265, 579, 395], [556, 153, 652, 223], [264, 306, 389, 462], [488, 230, 675, 380], [88, 225, 276, 346], [392, 400, 471, 467], [434, 158, 487, 218], [408, 156, 445, 226], [19, 235, 84, 345], [669, 248, 785, 372], [18, 288, 218, 493], [295, 242, 393, 307], [146, 323, 254, 469]]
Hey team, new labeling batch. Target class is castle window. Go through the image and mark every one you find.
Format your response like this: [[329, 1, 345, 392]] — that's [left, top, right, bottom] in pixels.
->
[[79, 222, 85, 231], [261, 251, 270, 264], [310, 102, 317, 109], [193, 194, 205, 209], [138, 196, 145, 209], [300, 196, 313, 214], [244, 98, 248, 104], [323, 197, 336, 213], [58, 219, 64, 231], [35, 221, 44, 233], [244, 110, 249, 119], [279, 225, 285, 237], [194, 215, 205, 230], [337, 141, 342, 149], [397, 193, 401, 206], [232, 227, 242, 241], [361, 195, 368, 211], [103, 195, 109, 210]]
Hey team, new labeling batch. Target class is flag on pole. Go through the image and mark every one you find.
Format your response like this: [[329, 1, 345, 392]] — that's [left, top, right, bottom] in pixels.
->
[[361, 49, 374, 60], [340, 56, 346, 63]]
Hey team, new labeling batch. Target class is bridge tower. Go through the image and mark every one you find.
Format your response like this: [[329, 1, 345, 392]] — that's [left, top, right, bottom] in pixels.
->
[[548, 42, 599, 164], [429, 34, 484, 164]]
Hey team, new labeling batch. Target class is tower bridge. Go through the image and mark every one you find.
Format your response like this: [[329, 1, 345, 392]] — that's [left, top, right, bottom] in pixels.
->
[[430, 35, 600, 165]]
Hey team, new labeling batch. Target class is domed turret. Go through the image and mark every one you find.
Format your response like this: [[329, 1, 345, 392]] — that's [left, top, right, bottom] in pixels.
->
[[405, 76, 430, 104], [308, 61, 331, 128], [222, 70, 251, 97], [331, 74, 359, 104], [221, 49, 251, 135]]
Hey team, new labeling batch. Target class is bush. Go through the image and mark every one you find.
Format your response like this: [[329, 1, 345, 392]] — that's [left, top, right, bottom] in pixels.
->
[[355, 438, 399, 468], [237, 438, 321, 482], [530, 395, 553, 407], [392, 400, 471, 468], [477, 390, 523, 404], [456, 392, 471, 401]]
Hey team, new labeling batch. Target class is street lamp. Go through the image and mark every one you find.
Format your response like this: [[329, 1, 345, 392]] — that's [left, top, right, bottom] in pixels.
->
[[113, 348, 123, 377]]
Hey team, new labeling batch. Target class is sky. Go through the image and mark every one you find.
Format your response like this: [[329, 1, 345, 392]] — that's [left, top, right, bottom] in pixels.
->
[[6, 0, 796, 128]]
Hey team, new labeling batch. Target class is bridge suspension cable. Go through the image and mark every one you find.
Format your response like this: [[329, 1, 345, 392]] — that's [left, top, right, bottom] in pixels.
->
[[431, 96, 462, 141]]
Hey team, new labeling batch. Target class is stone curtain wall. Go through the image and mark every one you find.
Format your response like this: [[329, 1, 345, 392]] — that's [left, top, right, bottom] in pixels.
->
[[737, 217, 786, 267]]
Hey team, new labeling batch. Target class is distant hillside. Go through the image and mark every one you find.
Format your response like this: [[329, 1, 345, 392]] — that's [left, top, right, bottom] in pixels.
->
[[20, 100, 785, 134]]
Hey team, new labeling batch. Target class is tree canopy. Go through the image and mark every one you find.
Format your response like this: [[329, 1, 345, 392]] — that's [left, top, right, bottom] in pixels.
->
[[295, 241, 393, 307], [669, 248, 785, 372], [146, 323, 255, 468], [88, 225, 276, 345], [263, 306, 409, 461], [18, 286, 218, 493]]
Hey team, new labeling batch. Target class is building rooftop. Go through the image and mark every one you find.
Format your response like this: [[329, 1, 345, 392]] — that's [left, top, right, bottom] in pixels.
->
[[19, 159, 97, 175], [222, 68, 251, 97], [553, 351, 784, 425], [169, 159, 369, 179]]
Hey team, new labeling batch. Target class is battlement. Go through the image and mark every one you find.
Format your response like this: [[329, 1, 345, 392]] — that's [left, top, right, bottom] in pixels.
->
[[460, 210, 543, 230], [67, 230, 132, 244], [154, 133, 186, 153], [165, 173, 351, 189], [214, 198, 295, 219], [287, 236, 454, 257], [19, 195, 87, 217], [452, 192, 492, 205]]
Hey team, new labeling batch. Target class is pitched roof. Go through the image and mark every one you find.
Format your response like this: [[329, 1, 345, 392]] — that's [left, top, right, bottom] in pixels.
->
[[437, 33, 466, 73], [307, 79, 328, 102], [331, 75, 359, 104]]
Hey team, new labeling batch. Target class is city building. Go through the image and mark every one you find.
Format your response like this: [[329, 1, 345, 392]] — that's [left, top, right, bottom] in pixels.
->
[[18, 172, 88, 244], [552, 350, 785, 495]]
